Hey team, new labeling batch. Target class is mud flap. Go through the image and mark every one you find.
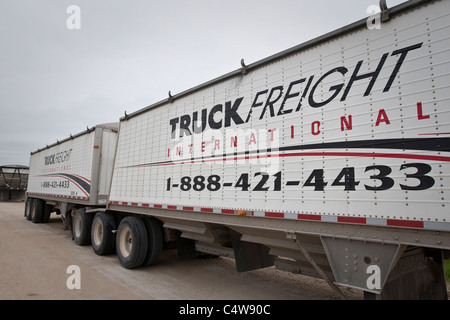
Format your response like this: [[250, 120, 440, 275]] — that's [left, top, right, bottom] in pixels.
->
[[321, 236, 405, 294], [59, 202, 75, 232], [230, 230, 274, 272], [177, 237, 201, 259], [380, 247, 448, 300]]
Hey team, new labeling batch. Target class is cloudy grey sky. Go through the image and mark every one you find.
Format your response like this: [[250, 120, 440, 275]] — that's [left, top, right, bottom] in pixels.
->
[[0, 0, 406, 166]]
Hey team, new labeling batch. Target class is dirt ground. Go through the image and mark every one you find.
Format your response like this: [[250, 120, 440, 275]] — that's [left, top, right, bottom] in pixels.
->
[[0, 201, 363, 300]]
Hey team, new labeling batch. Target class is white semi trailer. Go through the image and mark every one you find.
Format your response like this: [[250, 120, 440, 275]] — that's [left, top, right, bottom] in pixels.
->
[[26, 0, 450, 299], [26, 123, 119, 229]]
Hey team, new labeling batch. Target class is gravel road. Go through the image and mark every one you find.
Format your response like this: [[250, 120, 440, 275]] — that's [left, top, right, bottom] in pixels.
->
[[0, 201, 363, 300]]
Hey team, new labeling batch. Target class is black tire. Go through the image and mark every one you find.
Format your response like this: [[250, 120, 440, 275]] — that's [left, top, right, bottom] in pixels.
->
[[91, 212, 116, 255], [24, 197, 33, 220], [142, 217, 163, 267], [116, 216, 148, 269], [31, 199, 44, 223], [72, 208, 93, 245], [42, 204, 53, 223]]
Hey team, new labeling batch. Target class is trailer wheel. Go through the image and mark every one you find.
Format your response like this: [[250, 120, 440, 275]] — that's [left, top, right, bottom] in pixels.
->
[[24, 197, 33, 220], [116, 216, 148, 269], [42, 204, 53, 223], [91, 212, 116, 255], [72, 208, 93, 245], [142, 217, 163, 267], [31, 199, 44, 223]]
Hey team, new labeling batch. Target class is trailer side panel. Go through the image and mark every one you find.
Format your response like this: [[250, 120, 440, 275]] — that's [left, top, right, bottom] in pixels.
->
[[109, 0, 450, 231]]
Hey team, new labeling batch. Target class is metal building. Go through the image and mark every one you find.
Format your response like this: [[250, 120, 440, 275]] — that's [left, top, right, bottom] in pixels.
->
[[0, 165, 29, 201]]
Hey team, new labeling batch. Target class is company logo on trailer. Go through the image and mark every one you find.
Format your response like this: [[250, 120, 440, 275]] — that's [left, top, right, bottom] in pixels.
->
[[44, 149, 73, 166], [161, 42, 445, 170], [117, 41, 449, 173], [168, 43, 423, 139]]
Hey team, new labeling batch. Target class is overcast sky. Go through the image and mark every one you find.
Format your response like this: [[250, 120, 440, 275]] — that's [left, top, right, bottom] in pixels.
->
[[0, 0, 406, 166]]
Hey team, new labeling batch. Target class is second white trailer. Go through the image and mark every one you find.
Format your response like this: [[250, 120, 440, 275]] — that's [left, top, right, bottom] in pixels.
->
[[26, 123, 119, 226]]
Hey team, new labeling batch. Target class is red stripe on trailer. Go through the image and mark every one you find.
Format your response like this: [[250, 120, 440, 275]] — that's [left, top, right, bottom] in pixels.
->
[[129, 151, 450, 169], [265, 211, 284, 218], [387, 219, 424, 228], [106, 201, 445, 231], [298, 214, 321, 221], [26, 192, 88, 201], [338, 216, 367, 224]]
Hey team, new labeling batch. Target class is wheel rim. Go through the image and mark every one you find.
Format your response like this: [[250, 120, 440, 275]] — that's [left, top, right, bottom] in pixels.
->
[[92, 219, 103, 246], [119, 226, 132, 258]]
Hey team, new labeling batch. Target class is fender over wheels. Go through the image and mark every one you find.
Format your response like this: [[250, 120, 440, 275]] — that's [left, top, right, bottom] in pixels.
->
[[116, 216, 148, 269], [72, 208, 93, 245], [91, 211, 116, 255]]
